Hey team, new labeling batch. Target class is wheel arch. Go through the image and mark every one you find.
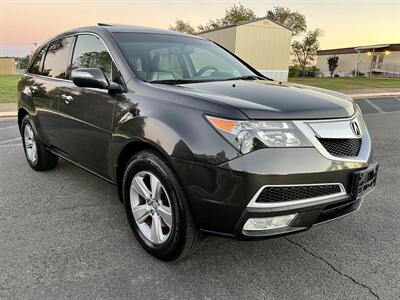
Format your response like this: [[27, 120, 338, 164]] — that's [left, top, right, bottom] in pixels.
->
[[114, 139, 179, 203], [18, 108, 29, 131]]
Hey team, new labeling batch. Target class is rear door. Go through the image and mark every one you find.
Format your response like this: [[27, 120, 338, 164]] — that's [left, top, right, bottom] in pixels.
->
[[57, 34, 121, 178], [27, 37, 74, 148]]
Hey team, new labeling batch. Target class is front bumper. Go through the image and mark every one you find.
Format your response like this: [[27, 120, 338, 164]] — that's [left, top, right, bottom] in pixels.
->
[[238, 195, 363, 239], [172, 146, 376, 240]]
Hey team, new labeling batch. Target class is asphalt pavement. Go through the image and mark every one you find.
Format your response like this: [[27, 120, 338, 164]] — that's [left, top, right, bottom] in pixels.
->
[[0, 97, 399, 299]]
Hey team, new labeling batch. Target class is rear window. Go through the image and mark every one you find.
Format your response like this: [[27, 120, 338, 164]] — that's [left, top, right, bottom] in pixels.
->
[[42, 37, 73, 79], [29, 46, 46, 75]]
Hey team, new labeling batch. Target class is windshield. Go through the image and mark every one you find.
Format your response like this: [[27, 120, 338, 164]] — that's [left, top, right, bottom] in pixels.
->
[[113, 32, 261, 83]]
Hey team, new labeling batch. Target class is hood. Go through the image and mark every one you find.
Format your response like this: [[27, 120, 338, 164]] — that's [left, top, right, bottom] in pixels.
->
[[156, 80, 355, 120]]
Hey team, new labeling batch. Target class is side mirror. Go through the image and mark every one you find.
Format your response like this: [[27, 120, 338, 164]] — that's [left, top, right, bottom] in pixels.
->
[[71, 68, 110, 89]]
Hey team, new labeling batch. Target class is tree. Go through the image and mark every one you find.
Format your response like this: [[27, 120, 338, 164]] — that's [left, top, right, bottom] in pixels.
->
[[327, 55, 339, 77], [223, 3, 257, 25], [169, 19, 196, 34], [266, 6, 307, 36], [17, 55, 30, 69], [198, 4, 256, 32], [291, 29, 322, 72]]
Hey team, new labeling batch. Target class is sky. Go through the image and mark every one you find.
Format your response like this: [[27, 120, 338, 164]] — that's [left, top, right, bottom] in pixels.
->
[[1, 0, 399, 56]]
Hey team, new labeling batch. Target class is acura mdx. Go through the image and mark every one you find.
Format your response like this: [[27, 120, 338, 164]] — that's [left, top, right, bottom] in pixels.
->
[[17, 24, 378, 260]]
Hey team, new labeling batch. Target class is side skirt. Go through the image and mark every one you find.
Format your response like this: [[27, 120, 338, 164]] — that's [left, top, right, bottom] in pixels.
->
[[48, 148, 116, 185]]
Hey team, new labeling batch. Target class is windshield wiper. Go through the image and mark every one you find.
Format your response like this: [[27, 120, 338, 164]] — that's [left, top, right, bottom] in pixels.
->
[[149, 79, 201, 85], [225, 75, 267, 81]]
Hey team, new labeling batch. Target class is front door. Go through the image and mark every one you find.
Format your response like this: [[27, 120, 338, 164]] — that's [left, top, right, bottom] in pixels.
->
[[57, 34, 121, 178]]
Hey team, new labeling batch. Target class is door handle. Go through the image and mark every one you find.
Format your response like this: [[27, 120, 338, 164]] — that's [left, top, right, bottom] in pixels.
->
[[61, 94, 74, 104]]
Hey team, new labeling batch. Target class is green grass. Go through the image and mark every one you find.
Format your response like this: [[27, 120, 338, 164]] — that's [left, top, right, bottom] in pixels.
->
[[288, 77, 400, 91], [0, 74, 22, 103]]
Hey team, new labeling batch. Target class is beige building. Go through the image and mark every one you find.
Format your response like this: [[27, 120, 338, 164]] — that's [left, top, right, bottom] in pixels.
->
[[316, 44, 400, 77], [0, 57, 17, 74], [198, 17, 293, 81]]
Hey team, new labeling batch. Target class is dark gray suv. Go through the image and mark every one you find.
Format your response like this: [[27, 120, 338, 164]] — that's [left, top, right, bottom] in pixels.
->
[[18, 24, 378, 260]]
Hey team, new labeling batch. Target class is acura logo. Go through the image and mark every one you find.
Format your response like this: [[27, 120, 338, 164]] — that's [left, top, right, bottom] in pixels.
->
[[351, 121, 361, 137]]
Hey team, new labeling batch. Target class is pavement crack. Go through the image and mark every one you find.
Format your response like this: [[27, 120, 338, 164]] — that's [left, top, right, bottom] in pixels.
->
[[0, 202, 114, 222], [285, 237, 380, 300]]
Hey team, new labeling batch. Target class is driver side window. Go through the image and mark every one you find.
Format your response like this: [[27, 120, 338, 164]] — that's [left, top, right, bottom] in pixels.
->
[[71, 35, 113, 82]]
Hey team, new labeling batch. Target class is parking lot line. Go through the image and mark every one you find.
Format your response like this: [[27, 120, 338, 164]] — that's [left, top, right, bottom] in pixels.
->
[[0, 137, 21, 145], [0, 143, 22, 148], [0, 125, 18, 130], [363, 99, 385, 113]]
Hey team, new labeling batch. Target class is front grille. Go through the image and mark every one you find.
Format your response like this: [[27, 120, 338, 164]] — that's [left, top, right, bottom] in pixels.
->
[[318, 138, 362, 157], [256, 185, 342, 203]]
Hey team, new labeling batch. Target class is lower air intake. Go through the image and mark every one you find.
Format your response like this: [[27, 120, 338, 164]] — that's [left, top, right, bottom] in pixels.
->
[[256, 185, 342, 203]]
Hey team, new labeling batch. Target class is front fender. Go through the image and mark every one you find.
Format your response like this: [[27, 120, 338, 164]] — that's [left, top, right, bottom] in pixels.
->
[[111, 114, 239, 166], [110, 95, 241, 175]]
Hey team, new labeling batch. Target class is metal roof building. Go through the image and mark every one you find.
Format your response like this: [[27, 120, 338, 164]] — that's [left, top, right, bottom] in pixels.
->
[[316, 44, 400, 77], [198, 17, 293, 81]]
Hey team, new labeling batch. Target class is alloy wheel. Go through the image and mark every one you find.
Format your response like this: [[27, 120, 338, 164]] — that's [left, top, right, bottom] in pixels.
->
[[24, 124, 38, 164], [130, 171, 173, 244]]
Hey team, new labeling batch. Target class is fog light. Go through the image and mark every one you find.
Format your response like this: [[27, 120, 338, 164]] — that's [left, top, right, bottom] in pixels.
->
[[243, 214, 297, 231]]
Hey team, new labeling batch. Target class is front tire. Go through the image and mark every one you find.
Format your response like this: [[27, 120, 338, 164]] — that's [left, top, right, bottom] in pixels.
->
[[21, 115, 58, 171], [122, 150, 204, 261]]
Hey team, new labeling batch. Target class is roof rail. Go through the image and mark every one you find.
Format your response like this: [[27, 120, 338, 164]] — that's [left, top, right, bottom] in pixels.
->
[[97, 23, 113, 27]]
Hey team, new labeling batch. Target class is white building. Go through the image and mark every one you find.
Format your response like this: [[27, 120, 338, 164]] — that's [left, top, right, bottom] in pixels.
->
[[316, 44, 400, 77], [198, 17, 293, 81]]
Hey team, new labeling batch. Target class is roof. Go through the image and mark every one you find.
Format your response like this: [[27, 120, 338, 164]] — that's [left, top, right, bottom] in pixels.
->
[[45, 24, 204, 45], [354, 44, 390, 50], [97, 23, 198, 37], [196, 17, 293, 35], [317, 43, 400, 55]]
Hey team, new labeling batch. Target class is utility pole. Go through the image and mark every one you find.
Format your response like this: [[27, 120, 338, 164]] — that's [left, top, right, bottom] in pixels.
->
[[369, 48, 375, 77], [354, 49, 361, 77]]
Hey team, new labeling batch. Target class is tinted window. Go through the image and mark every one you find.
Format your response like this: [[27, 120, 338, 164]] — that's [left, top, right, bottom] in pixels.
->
[[71, 35, 113, 81], [42, 37, 73, 79], [29, 46, 46, 75]]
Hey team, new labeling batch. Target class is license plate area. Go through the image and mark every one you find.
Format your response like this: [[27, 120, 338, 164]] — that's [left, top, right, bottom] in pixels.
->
[[352, 162, 379, 198]]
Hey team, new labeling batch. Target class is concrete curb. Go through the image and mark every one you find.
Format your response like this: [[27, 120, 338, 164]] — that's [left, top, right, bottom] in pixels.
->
[[0, 112, 17, 118], [349, 92, 400, 99], [0, 103, 17, 118]]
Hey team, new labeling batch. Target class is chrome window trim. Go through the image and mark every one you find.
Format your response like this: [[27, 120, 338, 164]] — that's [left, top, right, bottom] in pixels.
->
[[25, 32, 124, 85], [247, 183, 346, 208], [23, 73, 71, 83], [293, 110, 371, 163]]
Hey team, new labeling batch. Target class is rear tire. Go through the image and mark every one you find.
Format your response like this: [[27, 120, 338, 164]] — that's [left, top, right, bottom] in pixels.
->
[[122, 150, 204, 261], [21, 115, 58, 171]]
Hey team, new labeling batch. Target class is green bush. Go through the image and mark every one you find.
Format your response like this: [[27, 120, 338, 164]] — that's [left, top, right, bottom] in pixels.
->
[[289, 65, 301, 77]]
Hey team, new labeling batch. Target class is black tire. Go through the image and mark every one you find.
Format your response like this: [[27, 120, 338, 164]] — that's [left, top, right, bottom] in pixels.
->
[[21, 115, 58, 171], [122, 150, 204, 261]]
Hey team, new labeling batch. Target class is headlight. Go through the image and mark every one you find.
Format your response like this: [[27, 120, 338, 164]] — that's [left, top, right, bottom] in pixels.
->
[[206, 116, 312, 154]]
